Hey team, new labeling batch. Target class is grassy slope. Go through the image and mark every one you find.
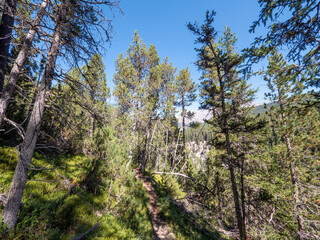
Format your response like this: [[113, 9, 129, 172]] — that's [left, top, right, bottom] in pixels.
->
[[0, 147, 153, 239], [149, 173, 225, 240]]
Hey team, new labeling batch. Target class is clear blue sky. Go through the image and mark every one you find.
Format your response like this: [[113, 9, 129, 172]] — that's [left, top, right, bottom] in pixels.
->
[[103, 0, 269, 108]]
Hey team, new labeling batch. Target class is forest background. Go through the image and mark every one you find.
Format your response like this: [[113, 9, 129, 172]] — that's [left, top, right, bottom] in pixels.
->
[[0, 0, 319, 240]]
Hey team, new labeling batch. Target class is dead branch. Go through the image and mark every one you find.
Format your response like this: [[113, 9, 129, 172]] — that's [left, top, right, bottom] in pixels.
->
[[71, 222, 100, 240], [3, 117, 25, 139], [27, 179, 59, 184], [151, 172, 216, 197]]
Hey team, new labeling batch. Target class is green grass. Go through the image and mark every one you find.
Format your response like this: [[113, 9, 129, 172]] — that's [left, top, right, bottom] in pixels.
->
[[147, 171, 223, 240], [0, 147, 153, 239]]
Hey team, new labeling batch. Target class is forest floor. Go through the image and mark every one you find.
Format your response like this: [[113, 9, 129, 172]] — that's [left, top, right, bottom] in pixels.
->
[[135, 169, 175, 240]]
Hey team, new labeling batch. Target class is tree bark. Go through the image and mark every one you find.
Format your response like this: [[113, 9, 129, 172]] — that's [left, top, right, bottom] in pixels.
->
[[182, 93, 186, 167], [215, 170, 224, 227], [229, 164, 245, 240], [141, 118, 151, 171], [0, 0, 49, 127], [240, 156, 247, 240], [0, 0, 17, 95], [286, 134, 304, 239], [2, 0, 67, 229], [221, 79, 246, 240], [278, 89, 304, 239]]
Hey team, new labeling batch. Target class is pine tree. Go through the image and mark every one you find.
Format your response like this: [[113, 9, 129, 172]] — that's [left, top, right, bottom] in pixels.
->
[[82, 53, 110, 137], [176, 68, 197, 168], [2, 0, 120, 229], [113, 31, 166, 170], [263, 49, 320, 239], [188, 12, 263, 239], [0, 0, 49, 127], [248, 0, 320, 100]]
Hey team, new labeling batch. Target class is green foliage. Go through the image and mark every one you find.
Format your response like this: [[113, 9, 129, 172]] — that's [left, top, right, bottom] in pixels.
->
[[113, 31, 179, 170], [155, 174, 185, 199], [0, 145, 153, 240], [150, 173, 223, 240]]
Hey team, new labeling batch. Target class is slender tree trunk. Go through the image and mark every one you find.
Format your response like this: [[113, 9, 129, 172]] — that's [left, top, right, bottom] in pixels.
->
[[128, 99, 139, 164], [141, 129, 149, 171], [182, 94, 186, 167], [145, 120, 157, 170], [240, 156, 247, 240], [229, 163, 245, 240], [216, 170, 224, 227], [171, 127, 182, 171], [165, 128, 168, 170], [0, 0, 49, 126], [0, 0, 17, 94], [90, 114, 94, 137], [142, 118, 151, 171], [2, 1, 67, 229], [278, 90, 304, 239], [221, 86, 246, 240], [285, 133, 304, 239]]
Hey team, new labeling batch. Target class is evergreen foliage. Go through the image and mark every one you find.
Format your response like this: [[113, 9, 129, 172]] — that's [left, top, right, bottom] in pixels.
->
[[0, 2, 319, 239]]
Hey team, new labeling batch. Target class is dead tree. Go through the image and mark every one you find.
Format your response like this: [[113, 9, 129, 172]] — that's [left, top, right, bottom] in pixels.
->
[[1, 0, 120, 229], [0, 0, 49, 127], [0, 0, 17, 94], [2, 0, 69, 229]]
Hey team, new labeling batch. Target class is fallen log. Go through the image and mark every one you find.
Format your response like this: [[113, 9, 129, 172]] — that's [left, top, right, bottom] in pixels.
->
[[72, 222, 100, 240], [170, 199, 220, 239]]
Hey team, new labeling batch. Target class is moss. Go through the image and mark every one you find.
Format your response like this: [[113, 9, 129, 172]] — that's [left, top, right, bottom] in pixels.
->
[[0, 147, 153, 240]]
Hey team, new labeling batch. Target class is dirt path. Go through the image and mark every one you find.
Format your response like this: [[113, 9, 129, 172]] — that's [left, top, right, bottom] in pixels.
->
[[135, 169, 175, 240]]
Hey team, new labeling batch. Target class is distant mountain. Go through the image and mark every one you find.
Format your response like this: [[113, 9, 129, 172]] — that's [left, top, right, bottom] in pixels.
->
[[251, 102, 278, 115], [177, 109, 210, 125], [179, 103, 277, 125]]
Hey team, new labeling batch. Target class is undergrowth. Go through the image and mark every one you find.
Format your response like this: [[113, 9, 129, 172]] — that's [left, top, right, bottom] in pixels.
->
[[148, 172, 223, 240], [0, 146, 153, 239]]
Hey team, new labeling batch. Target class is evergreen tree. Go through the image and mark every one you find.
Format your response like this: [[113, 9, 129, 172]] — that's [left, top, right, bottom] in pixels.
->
[[0, 0, 48, 127], [176, 68, 197, 168], [263, 50, 320, 239], [113, 31, 172, 170], [188, 12, 263, 239], [248, 0, 320, 99], [82, 53, 110, 137], [2, 0, 120, 229]]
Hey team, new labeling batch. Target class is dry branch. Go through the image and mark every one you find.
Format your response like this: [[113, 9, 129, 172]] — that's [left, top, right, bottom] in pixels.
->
[[71, 222, 100, 240]]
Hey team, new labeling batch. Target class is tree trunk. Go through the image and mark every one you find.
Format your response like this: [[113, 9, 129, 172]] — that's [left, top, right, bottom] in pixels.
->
[[229, 165, 245, 240], [182, 94, 186, 167], [0, 0, 48, 126], [240, 156, 247, 240], [216, 170, 224, 227], [279, 89, 304, 239], [285, 134, 304, 239], [2, 1, 67, 229], [0, 0, 17, 95], [222, 87, 246, 240], [141, 118, 151, 171]]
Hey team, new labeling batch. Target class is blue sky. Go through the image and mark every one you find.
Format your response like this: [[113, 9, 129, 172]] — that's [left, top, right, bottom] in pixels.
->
[[103, 0, 269, 108]]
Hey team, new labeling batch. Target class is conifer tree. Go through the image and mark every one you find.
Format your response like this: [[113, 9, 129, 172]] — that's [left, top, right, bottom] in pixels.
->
[[82, 53, 110, 137], [176, 68, 197, 168], [248, 0, 320, 97], [113, 31, 166, 169], [188, 12, 263, 240], [263, 50, 319, 239], [2, 0, 119, 229], [0, 0, 49, 127]]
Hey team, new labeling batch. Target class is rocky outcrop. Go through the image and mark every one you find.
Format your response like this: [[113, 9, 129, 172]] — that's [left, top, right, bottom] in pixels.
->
[[187, 141, 210, 170]]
